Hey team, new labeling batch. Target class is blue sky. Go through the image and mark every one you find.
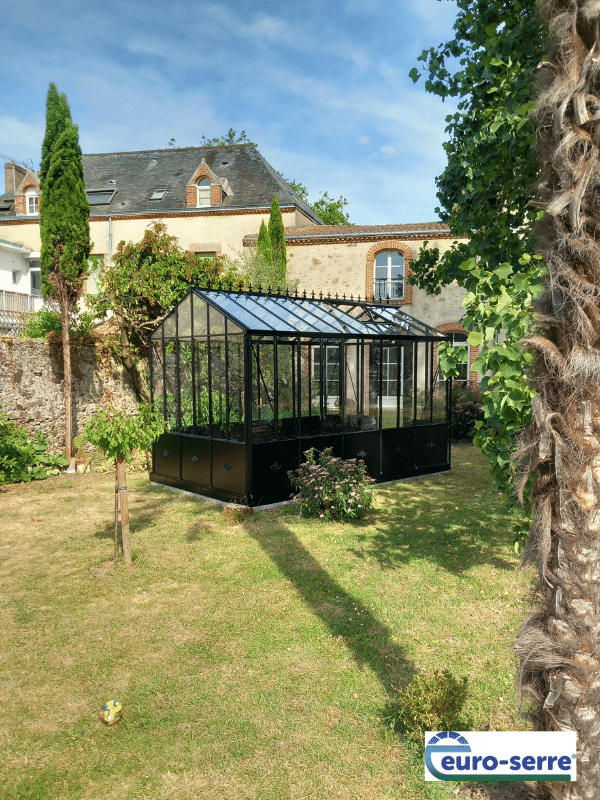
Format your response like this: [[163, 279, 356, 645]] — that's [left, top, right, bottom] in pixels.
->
[[1, 0, 458, 225]]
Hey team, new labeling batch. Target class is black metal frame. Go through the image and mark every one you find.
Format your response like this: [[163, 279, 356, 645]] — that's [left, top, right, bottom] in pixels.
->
[[149, 287, 452, 506]]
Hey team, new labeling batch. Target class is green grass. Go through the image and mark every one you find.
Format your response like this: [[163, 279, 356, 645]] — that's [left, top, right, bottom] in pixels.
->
[[0, 443, 531, 800]]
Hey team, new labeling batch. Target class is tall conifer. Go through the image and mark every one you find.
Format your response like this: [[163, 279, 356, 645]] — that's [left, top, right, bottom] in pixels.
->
[[256, 220, 273, 276], [39, 86, 90, 460], [268, 195, 287, 283]]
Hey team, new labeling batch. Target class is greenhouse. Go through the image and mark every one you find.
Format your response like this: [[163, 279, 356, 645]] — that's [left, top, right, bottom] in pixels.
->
[[149, 287, 451, 506]]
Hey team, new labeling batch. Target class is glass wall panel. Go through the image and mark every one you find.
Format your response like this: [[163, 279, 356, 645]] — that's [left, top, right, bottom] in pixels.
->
[[163, 311, 177, 339], [179, 341, 194, 430], [416, 341, 433, 424], [192, 293, 207, 336], [343, 341, 362, 431], [381, 343, 399, 429], [194, 338, 210, 435], [209, 305, 225, 336], [402, 342, 415, 427], [277, 339, 297, 439], [227, 334, 245, 441], [251, 338, 275, 442], [150, 341, 164, 413], [164, 341, 179, 431], [300, 340, 320, 436], [178, 294, 192, 338], [367, 341, 380, 428], [210, 336, 227, 438]]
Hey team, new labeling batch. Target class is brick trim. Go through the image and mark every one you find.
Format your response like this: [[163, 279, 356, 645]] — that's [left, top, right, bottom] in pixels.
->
[[365, 240, 413, 305]]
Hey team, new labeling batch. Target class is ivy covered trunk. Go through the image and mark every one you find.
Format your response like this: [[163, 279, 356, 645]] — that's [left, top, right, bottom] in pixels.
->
[[516, 2, 600, 797]]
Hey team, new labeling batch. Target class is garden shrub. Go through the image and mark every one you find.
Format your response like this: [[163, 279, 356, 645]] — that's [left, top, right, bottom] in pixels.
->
[[389, 669, 472, 744], [21, 305, 95, 338], [0, 411, 68, 483], [450, 385, 484, 440], [288, 447, 374, 521]]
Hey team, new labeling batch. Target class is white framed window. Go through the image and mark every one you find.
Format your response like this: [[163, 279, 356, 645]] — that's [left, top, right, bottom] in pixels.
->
[[29, 258, 41, 296], [197, 178, 211, 207], [374, 250, 404, 299], [26, 190, 39, 215], [450, 332, 470, 382]]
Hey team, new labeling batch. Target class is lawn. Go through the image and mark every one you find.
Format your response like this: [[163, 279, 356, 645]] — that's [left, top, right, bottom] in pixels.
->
[[0, 443, 532, 800]]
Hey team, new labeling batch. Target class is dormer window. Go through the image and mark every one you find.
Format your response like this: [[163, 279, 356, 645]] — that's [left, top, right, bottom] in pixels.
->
[[26, 189, 39, 215], [197, 178, 211, 207]]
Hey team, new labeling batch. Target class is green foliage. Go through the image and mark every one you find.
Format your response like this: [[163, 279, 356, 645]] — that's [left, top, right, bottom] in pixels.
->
[[39, 83, 71, 189], [39, 91, 90, 304], [84, 403, 165, 463], [288, 447, 374, 521], [389, 670, 472, 745], [409, 0, 546, 532], [21, 305, 95, 339], [256, 220, 273, 270], [449, 385, 484, 440], [199, 128, 257, 147], [0, 411, 67, 483], [286, 179, 351, 225], [268, 195, 287, 282], [90, 221, 238, 347]]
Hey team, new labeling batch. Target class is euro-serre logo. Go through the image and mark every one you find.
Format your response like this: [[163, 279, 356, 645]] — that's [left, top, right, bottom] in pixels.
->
[[425, 731, 577, 782]]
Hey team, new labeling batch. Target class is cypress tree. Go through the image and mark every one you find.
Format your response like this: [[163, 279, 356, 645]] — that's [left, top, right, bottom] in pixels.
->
[[39, 87, 90, 460], [268, 194, 287, 282], [256, 220, 273, 274]]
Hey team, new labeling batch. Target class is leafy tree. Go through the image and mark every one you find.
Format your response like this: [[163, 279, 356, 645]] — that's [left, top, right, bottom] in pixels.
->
[[90, 221, 238, 399], [39, 85, 91, 461], [85, 404, 165, 566], [409, 0, 545, 534], [286, 178, 351, 225], [513, 2, 600, 794], [268, 194, 287, 282]]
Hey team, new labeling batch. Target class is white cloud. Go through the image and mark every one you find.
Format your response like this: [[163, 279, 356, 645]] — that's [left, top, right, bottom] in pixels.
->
[[379, 145, 396, 155], [357, 135, 370, 145]]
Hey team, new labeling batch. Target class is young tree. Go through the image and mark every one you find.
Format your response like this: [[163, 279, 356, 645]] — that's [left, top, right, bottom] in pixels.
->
[[90, 222, 238, 399], [409, 0, 545, 532], [39, 85, 91, 461], [268, 194, 287, 283], [515, 3, 600, 795], [85, 404, 165, 567]]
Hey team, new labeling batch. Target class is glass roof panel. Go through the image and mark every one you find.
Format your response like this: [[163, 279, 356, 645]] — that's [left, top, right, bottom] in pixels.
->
[[150, 288, 445, 341]]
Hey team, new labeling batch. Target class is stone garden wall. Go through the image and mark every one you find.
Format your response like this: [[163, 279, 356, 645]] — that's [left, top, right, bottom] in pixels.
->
[[0, 336, 140, 452]]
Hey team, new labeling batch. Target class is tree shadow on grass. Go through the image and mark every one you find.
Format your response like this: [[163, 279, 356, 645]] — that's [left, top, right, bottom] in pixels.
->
[[242, 515, 415, 699], [348, 475, 518, 575]]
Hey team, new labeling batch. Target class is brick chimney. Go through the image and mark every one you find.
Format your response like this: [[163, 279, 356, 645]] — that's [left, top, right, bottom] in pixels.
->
[[4, 162, 27, 195]]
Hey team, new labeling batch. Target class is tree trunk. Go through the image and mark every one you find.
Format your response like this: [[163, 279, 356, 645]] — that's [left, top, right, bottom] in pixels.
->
[[515, 2, 600, 797], [116, 456, 132, 567], [61, 300, 73, 461], [117, 313, 150, 402]]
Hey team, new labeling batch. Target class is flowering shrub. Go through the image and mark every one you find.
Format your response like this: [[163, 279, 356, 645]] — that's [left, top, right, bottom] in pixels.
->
[[288, 447, 374, 521], [450, 385, 484, 440]]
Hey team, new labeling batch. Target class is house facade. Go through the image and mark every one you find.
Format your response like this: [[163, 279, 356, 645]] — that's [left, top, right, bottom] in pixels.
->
[[0, 144, 475, 382]]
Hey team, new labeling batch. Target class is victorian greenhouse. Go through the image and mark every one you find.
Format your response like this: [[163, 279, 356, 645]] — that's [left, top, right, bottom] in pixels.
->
[[149, 287, 452, 506]]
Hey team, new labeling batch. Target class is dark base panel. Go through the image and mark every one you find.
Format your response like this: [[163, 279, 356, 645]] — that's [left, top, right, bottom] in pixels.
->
[[149, 472, 249, 506]]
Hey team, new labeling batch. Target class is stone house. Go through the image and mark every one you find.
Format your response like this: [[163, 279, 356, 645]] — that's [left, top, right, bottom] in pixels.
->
[[0, 144, 475, 382]]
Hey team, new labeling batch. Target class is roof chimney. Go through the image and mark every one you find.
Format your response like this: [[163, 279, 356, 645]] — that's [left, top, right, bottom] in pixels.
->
[[4, 162, 27, 195]]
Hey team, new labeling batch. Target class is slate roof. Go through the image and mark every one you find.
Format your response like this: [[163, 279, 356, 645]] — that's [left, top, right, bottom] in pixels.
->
[[0, 145, 322, 223]]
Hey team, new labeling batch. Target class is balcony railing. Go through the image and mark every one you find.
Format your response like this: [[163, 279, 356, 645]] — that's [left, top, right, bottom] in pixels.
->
[[0, 292, 37, 335]]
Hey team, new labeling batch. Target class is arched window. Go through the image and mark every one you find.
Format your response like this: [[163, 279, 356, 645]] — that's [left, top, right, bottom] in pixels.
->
[[374, 250, 404, 299], [197, 178, 211, 207], [450, 332, 470, 383], [26, 189, 39, 215]]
